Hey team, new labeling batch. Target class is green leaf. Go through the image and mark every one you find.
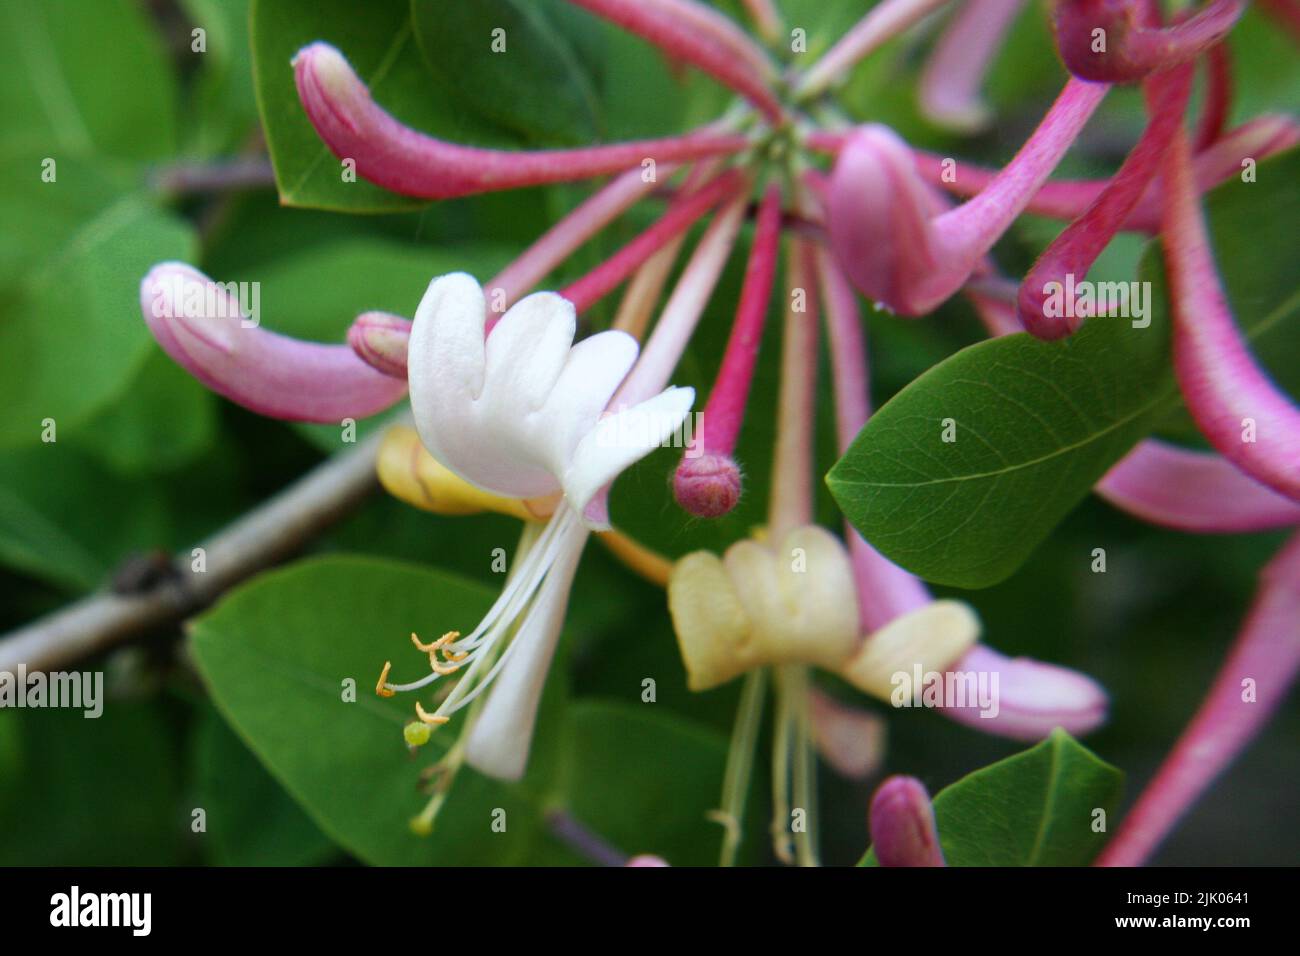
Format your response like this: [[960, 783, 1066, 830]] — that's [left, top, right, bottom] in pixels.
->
[[71, 348, 219, 475], [192, 704, 339, 866], [0, 0, 177, 160], [411, 0, 599, 146], [829, 149, 1300, 589], [0, 443, 176, 591], [0, 152, 197, 448], [251, 0, 509, 212], [828, 302, 1174, 588], [189, 554, 569, 866], [558, 701, 730, 866], [862, 729, 1124, 866], [0, 701, 191, 865]]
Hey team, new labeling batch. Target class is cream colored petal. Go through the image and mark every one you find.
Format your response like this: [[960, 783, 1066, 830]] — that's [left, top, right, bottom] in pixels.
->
[[839, 600, 981, 700]]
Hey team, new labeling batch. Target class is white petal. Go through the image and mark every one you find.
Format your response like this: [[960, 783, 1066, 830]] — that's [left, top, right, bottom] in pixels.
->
[[464, 526, 587, 781], [541, 329, 639, 475], [408, 273, 487, 466], [481, 292, 576, 413], [563, 385, 695, 527]]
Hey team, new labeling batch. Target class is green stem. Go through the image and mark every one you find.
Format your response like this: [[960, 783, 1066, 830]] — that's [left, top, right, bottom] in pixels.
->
[[713, 669, 767, 866]]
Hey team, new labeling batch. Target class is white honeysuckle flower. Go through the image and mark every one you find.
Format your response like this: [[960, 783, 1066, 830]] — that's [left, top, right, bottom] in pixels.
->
[[407, 272, 695, 529], [383, 272, 695, 781]]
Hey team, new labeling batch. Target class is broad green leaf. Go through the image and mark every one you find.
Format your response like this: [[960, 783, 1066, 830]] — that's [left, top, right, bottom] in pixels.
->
[[0, 702, 190, 865], [558, 701, 731, 866], [0, 443, 176, 591], [411, 0, 599, 146], [829, 149, 1300, 589], [0, 152, 197, 448], [71, 348, 219, 475], [192, 704, 339, 866], [828, 302, 1173, 588], [251, 0, 509, 212], [189, 555, 570, 866], [862, 729, 1123, 866], [0, 0, 177, 160]]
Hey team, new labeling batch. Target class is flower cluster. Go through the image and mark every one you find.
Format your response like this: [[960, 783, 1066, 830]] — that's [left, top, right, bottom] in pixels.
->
[[139, 0, 1299, 864]]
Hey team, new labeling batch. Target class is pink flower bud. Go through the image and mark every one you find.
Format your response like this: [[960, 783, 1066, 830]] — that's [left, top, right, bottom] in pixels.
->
[[869, 776, 946, 866], [140, 263, 407, 423], [673, 453, 743, 517]]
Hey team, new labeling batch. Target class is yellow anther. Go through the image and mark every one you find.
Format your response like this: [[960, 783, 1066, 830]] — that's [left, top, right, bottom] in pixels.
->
[[429, 654, 461, 676], [441, 646, 468, 663], [375, 661, 395, 698], [412, 630, 459, 653], [414, 701, 450, 725]]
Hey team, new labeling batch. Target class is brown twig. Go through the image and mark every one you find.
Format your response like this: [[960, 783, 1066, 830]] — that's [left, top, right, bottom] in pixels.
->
[[0, 419, 405, 674]]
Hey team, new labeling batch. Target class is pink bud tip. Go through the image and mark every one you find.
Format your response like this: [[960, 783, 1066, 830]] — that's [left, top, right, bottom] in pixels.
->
[[1052, 0, 1245, 84], [625, 854, 670, 867], [869, 776, 946, 867], [348, 311, 412, 379], [940, 645, 1109, 741], [139, 262, 407, 423], [673, 454, 742, 518]]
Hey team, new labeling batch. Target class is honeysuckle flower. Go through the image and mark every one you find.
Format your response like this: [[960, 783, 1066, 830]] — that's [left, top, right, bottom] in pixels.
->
[[825, 77, 1108, 315], [869, 776, 946, 867], [891, 113, 1300, 235], [120, 0, 1285, 864], [673, 182, 783, 518], [376, 272, 694, 780], [1052, 0, 1245, 83], [918, 0, 1026, 132], [1161, 129, 1300, 503], [292, 42, 750, 200], [1097, 439, 1300, 532], [406, 272, 695, 527], [1098, 531, 1300, 865], [1018, 64, 1194, 339], [139, 263, 408, 422]]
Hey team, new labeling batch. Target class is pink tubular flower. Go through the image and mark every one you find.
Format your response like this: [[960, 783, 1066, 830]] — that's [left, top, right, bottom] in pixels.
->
[[139, 262, 407, 422], [878, 114, 1300, 234], [918, 0, 1025, 132], [869, 776, 946, 867], [1097, 531, 1300, 866], [292, 43, 748, 200], [563, 0, 782, 119], [1018, 64, 1193, 339], [1052, 0, 1246, 83], [1162, 129, 1300, 503], [827, 78, 1108, 315], [1097, 440, 1300, 533], [673, 182, 783, 518], [939, 645, 1109, 741]]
